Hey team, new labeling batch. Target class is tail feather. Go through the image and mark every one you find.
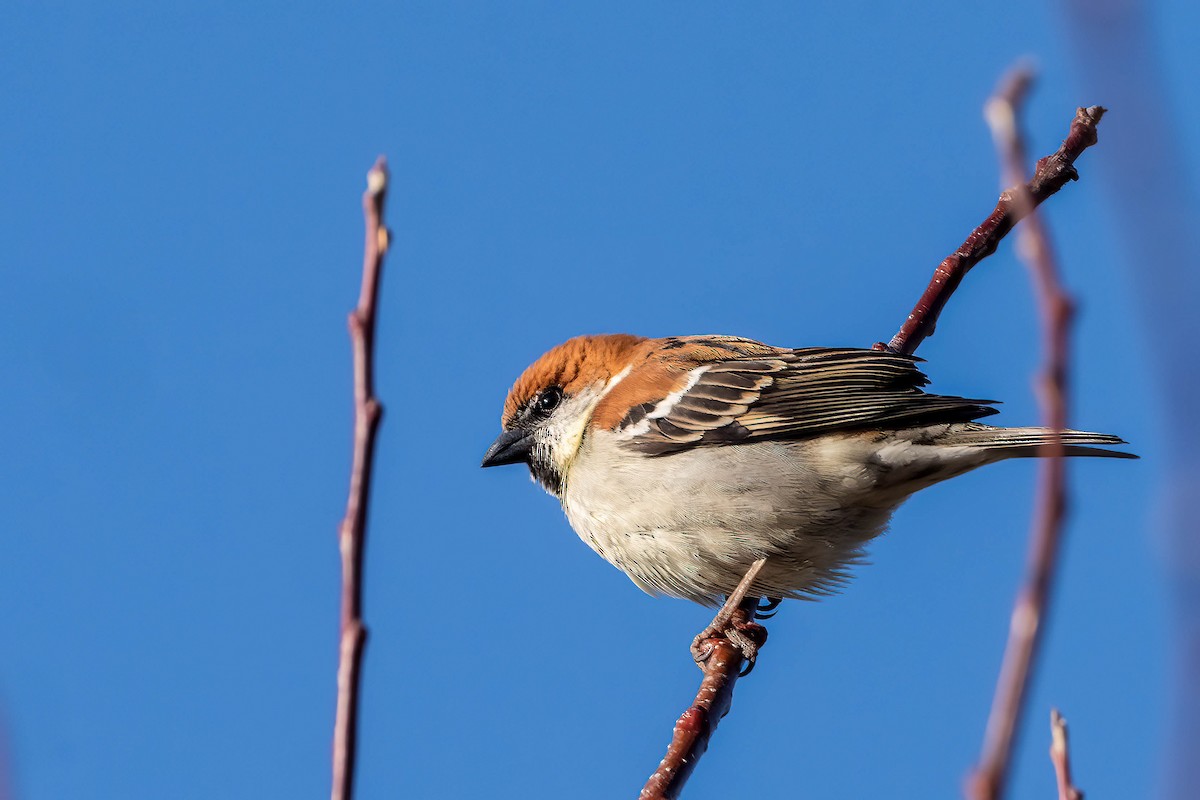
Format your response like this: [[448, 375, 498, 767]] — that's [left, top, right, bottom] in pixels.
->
[[943, 423, 1137, 460]]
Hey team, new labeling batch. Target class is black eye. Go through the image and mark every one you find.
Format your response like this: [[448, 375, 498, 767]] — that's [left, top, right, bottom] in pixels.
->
[[535, 386, 563, 414]]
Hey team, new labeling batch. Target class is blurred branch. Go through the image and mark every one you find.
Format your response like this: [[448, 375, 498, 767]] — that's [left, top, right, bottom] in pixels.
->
[[1060, 4, 1200, 796], [877, 88, 1104, 355], [966, 67, 1097, 800], [332, 157, 390, 800], [1050, 709, 1084, 800]]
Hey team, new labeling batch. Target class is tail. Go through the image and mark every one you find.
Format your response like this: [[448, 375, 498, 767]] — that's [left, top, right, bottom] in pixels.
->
[[941, 423, 1137, 460]]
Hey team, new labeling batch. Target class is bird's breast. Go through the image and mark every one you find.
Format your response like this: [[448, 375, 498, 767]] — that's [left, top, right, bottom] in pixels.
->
[[559, 432, 899, 603]]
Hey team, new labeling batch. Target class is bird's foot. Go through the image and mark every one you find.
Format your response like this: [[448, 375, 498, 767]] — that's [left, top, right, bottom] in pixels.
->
[[690, 558, 771, 675], [690, 612, 768, 675]]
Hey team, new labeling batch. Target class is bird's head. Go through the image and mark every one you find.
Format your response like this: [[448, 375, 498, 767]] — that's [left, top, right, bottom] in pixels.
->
[[481, 334, 647, 496]]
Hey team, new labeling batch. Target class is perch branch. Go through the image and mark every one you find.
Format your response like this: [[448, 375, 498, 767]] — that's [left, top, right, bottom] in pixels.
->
[[332, 157, 390, 800], [641, 79, 1103, 800], [966, 67, 1093, 800], [877, 91, 1105, 355], [1050, 709, 1084, 800], [640, 561, 766, 800]]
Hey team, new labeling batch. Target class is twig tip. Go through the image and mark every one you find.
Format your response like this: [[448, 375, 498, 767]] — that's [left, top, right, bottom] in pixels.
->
[[986, 64, 1037, 140], [1050, 708, 1069, 752]]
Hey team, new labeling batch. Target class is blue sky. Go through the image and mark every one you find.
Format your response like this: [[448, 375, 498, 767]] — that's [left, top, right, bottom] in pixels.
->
[[2, 2, 1195, 798]]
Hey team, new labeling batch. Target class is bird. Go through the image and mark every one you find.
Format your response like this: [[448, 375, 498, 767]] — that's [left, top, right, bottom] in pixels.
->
[[481, 334, 1132, 658]]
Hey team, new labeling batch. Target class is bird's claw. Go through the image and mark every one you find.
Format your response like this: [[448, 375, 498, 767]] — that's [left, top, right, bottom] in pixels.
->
[[755, 597, 783, 619]]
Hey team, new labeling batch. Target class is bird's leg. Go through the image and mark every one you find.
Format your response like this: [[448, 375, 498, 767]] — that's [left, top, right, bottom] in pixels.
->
[[691, 557, 770, 672]]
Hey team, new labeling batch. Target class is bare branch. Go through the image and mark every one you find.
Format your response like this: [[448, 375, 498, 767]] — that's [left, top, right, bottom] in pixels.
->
[[878, 93, 1104, 355], [332, 157, 390, 800], [966, 67, 1092, 800], [640, 565, 764, 800]]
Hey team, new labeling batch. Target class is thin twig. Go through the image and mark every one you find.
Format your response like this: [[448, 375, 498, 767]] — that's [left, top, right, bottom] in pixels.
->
[[332, 157, 390, 800], [640, 562, 765, 800], [877, 96, 1105, 355], [1050, 709, 1084, 800], [966, 68, 1094, 800]]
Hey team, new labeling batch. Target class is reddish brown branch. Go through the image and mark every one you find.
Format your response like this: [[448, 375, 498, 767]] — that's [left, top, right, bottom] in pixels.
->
[[1050, 709, 1084, 800], [640, 594, 761, 800], [878, 96, 1105, 355], [332, 157, 390, 800], [966, 69, 1090, 800]]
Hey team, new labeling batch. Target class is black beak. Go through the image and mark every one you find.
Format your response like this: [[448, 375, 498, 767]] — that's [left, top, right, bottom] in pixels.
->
[[481, 428, 533, 468]]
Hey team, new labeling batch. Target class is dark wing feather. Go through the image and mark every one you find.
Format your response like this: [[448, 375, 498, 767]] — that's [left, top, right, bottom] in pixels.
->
[[616, 346, 996, 455]]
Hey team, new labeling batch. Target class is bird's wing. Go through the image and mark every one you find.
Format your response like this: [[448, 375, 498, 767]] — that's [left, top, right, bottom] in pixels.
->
[[605, 338, 997, 455]]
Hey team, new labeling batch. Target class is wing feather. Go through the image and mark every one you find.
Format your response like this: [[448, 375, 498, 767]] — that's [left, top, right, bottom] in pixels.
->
[[612, 339, 996, 454]]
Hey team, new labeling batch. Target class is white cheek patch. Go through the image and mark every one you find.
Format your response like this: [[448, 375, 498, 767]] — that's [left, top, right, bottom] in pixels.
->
[[617, 365, 710, 439], [541, 386, 603, 471]]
